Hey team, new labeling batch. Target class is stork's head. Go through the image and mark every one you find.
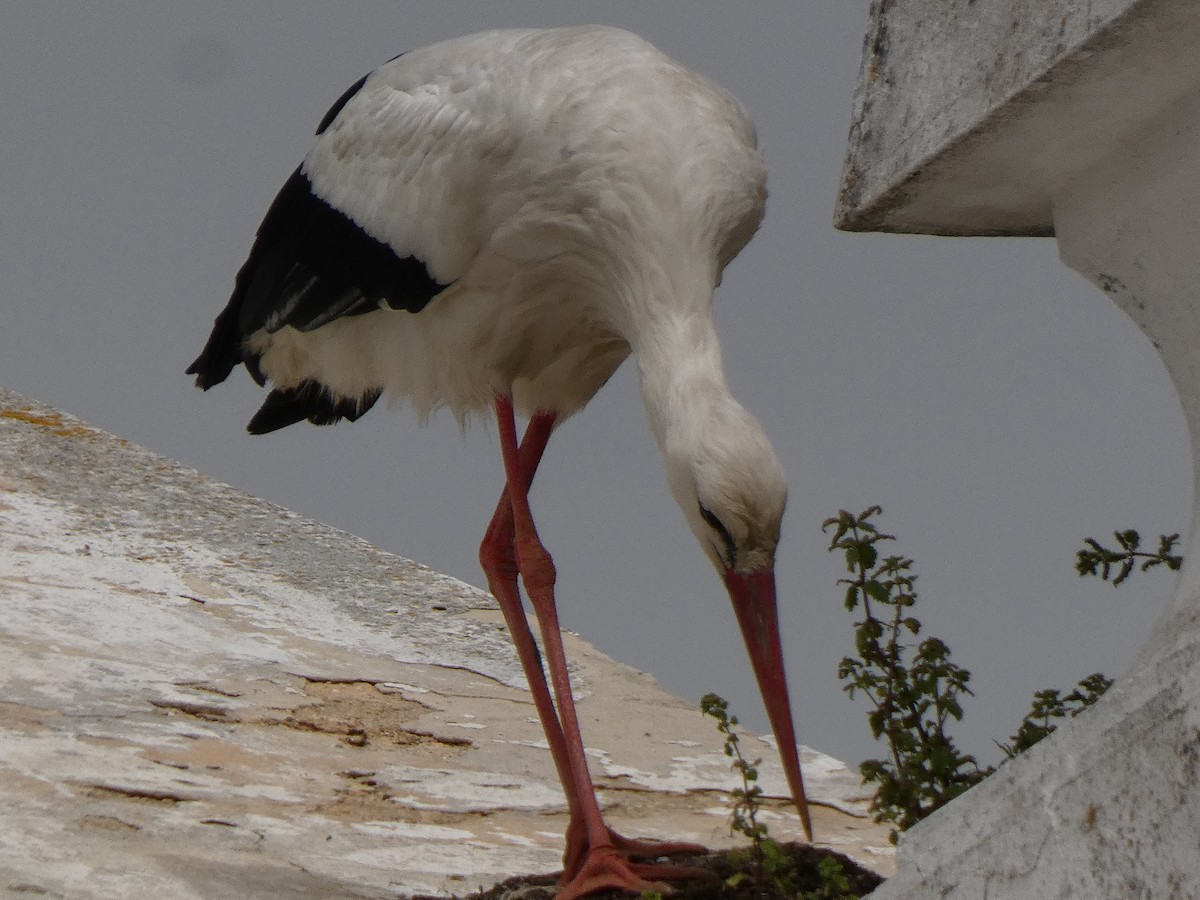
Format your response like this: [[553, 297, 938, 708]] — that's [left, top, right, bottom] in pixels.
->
[[659, 396, 812, 838], [660, 395, 786, 575]]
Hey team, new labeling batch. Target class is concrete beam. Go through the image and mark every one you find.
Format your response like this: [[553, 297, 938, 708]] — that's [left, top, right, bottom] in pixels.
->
[[837, 1, 1200, 896], [836, 0, 1200, 235]]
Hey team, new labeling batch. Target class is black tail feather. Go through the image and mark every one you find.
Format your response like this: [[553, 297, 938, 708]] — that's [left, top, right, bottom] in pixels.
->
[[186, 295, 246, 390], [246, 381, 381, 435]]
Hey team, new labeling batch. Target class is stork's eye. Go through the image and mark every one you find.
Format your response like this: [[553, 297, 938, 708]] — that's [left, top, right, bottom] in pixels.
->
[[699, 502, 736, 566]]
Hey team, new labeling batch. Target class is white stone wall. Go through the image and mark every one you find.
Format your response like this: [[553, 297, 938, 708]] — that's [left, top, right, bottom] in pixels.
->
[[839, 1, 1200, 896]]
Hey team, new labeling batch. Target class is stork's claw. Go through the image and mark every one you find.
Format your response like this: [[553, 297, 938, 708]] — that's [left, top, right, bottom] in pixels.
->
[[560, 820, 708, 895], [563, 819, 706, 876], [610, 830, 708, 862], [556, 848, 666, 900], [557, 844, 708, 900]]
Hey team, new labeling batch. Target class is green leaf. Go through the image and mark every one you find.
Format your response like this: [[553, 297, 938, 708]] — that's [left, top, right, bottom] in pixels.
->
[[844, 544, 861, 571], [864, 580, 890, 604], [859, 543, 878, 570], [844, 584, 860, 611]]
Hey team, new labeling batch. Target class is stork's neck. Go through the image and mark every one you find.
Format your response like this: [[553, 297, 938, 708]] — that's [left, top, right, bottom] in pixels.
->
[[631, 303, 732, 454], [626, 273, 787, 578]]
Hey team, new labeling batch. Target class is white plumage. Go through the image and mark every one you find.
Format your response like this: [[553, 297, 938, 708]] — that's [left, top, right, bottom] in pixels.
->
[[255, 26, 763, 420], [190, 25, 809, 898]]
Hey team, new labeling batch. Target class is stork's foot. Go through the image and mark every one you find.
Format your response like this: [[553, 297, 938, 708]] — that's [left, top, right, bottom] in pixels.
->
[[610, 830, 709, 862], [563, 819, 707, 880], [556, 845, 707, 900], [559, 822, 708, 897]]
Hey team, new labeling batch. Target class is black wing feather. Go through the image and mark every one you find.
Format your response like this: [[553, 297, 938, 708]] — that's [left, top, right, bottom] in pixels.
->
[[187, 66, 451, 434]]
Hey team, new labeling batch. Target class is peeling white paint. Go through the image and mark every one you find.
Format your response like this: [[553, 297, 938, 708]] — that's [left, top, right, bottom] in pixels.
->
[[384, 765, 567, 813]]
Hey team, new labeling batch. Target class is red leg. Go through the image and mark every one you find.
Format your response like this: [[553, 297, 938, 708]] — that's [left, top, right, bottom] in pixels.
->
[[481, 447, 706, 878], [486, 397, 704, 899], [478, 411, 578, 802]]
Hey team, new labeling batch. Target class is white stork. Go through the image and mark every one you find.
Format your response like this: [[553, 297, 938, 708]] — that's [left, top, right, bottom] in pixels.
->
[[189, 25, 810, 898]]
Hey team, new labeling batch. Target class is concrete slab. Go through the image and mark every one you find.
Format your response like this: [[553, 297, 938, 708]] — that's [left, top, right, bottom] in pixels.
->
[[836, 0, 1200, 235], [0, 386, 893, 898], [836, 1, 1200, 896]]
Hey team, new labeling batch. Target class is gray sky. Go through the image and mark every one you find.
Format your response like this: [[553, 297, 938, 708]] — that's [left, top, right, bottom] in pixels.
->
[[2, 2, 1190, 772]]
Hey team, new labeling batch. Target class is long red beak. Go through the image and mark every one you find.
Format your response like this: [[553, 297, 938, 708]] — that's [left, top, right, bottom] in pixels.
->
[[723, 567, 813, 841]]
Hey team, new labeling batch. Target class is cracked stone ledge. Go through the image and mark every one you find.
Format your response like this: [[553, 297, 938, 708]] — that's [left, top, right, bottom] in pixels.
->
[[0, 386, 893, 898]]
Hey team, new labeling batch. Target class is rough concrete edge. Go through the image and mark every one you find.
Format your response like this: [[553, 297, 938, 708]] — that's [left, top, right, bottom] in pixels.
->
[[833, 0, 1153, 235], [864, 624, 1200, 897]]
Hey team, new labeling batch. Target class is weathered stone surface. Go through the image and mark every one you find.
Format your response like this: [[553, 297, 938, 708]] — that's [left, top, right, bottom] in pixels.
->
[[837, 2, 1200, 897], [836, 0, 1200, 235], [866, 629, 1200, 898], [0, 386, 893, 898]]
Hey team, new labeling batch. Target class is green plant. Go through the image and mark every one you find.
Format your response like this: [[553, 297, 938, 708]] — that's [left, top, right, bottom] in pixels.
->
[[824, 507, 991, 841], [700, 693, 798, 894], [799, 857, 857, 900], [1076, 529, 1182, 585], [1004, 527, 1180, 753], [999, 672, 1114, 759], [699, 695, 773, 869], [701, 693, 862, 898], [822, 506, 1181, 849]]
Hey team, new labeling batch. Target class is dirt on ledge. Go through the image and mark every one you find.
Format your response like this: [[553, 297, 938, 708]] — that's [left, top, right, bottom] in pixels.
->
[[410, 843, 885, 899]]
